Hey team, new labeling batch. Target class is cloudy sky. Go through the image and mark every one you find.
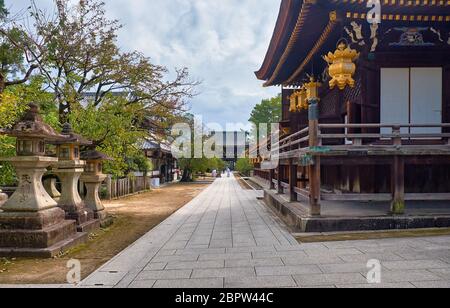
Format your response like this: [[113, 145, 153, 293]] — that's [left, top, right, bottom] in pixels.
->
[[6, 0, 281, 127]]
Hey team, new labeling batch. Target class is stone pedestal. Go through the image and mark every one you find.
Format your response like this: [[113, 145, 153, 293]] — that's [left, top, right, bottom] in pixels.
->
[[0, 156, 87, 258], [43, 176, 61, 201], [55, 160, 100, 233], [80, 173, 113, 227]]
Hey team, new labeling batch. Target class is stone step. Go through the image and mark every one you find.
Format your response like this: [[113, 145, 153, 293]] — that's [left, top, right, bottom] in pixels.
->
[[0, 231, 88, 258]]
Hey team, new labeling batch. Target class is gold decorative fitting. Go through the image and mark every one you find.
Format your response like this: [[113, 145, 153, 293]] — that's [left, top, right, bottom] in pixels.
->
[[329, 10, 338, 22], [297, 88, 308, 110], [323, 40, 360, 90], [289, 88, 308, 112], [305, 76, 322, 101], [289, 92, 298, 112]]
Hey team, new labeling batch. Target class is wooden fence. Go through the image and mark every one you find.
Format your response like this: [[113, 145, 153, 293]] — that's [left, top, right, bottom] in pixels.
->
[[102, 176, 152, 200], [3, 175, 159, 201]]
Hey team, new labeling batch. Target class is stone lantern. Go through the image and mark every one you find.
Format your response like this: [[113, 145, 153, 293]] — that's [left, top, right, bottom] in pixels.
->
[[0, 103, 87, 257], [80, 150, 113, 226], [51, 123, 100, 232]]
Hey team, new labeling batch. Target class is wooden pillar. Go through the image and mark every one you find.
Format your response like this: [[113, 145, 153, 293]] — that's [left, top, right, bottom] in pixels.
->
[[289, 159, 297, 202], [106, 175, 112, 200], [269, 169, 275, 190], [309, 159, 321, 216], [350, 166, 361, 193], [391, 156, 405, 215], [277, 164, 283, 194], [308, 98, 321, 216]]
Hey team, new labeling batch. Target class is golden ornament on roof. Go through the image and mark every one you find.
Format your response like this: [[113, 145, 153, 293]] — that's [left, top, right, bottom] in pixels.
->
[[323, 40, 359, 90]]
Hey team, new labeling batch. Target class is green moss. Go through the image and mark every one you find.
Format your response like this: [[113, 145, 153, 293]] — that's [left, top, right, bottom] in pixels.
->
[[391, 200, 405, 215]]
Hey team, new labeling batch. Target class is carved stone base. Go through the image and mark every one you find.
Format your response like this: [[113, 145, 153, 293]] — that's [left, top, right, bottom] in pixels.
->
[[0, 232, 87, 258], [94, 211, 114, 228], [94, 210, 108, 221], [55, 161, 100, 233], [0, 207, 65, 230], [77, 219, 100, 233], [0, 207, 88, 258], [80, 174, 109, 226], [64, 207, 95, 225]]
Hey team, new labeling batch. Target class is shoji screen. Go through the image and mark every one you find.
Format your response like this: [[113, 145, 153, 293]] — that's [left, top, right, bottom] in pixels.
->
[[380, 67, 443, 135], [410, 68, 442, 134], [380, 68, 410, 134]]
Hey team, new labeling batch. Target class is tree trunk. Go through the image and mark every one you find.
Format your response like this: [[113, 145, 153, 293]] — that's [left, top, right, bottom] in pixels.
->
[[180, 168, 193, 182], [0, 73, 6, 94]]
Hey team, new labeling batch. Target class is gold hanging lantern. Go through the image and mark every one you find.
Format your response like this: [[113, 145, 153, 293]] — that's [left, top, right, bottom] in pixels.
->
[[297, 87, 308, 110], [323, 39, 359, 90], [305, 76, 322, 101], [282, 127, 290, 136], [289, 92, 298, 112]]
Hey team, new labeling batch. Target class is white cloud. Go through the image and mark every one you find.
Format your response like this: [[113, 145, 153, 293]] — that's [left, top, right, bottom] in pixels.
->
[[6, 0, 281, 126]]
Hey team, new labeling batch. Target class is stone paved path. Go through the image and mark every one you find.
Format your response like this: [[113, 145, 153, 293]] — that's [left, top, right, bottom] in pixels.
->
[[76, 175, 450, 288]]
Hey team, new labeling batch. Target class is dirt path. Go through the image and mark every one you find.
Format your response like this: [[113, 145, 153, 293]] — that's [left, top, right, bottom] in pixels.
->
[[0, 183, 208, 284]]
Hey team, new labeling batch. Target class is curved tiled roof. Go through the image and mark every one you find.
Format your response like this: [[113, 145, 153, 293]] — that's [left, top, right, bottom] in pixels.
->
[[255, 0, 303, 80], [257, 0, 450, 87]]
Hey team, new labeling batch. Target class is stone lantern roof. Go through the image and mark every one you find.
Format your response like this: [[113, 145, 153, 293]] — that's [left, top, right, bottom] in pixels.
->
[[81, 149, 112, 161], [1, 103, 65, 142], [53, 123, 92, 146]]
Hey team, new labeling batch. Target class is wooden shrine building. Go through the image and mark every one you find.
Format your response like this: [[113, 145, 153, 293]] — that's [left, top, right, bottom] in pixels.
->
[[254, 0, 450, 226]]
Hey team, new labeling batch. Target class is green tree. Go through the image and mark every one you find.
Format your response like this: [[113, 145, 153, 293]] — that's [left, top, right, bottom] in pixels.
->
[[15, 0, 198, 126], [0, 78, 53, 186], [249, 94, 282, 127], [248, 94, 281, 141], [1, 0, 199, 182], [209, 157, 226, 172], [236, 158, 253, 177], [0, 0, 7, 18], [68, 97, 147, 178], [0, 1, 39, 93]]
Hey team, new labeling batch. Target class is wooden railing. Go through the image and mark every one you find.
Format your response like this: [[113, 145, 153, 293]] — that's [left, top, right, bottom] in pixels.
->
[[272, 123, 450, 157], [318, 123, 450, 146], [271, 126, 309, 155]]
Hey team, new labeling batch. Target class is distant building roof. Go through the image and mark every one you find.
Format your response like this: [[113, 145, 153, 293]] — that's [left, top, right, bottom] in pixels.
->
[[141, 138, 171, 153]]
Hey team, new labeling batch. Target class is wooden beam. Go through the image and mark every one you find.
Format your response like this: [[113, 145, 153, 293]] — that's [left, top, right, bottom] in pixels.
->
[[294, 187, 310, 199], [269, 169, 275, 190], [320, 193, 450, 202], [391, 156, 405, 215], [309, 158, 321, 216], [309, 98, 321, 216], [405, 193, 450, 201], [289, 159, 297, 202], [277, 164, 283, 194], [322, 193, 392, 202]]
